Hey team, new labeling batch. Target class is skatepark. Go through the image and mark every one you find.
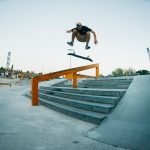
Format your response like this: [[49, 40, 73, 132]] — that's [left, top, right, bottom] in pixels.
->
[[0, 1, 150, 150], [0, 68, 150, 150]]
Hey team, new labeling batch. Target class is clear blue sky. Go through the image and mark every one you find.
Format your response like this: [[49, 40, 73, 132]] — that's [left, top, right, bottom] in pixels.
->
[[0, 0, 150, 75]]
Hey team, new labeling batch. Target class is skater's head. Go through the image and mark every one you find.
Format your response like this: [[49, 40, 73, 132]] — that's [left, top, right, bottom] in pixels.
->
[[76, 22, 82, 29]]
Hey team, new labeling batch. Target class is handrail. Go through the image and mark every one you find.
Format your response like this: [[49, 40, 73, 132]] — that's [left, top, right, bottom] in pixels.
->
[[32, 63, 99, 105]]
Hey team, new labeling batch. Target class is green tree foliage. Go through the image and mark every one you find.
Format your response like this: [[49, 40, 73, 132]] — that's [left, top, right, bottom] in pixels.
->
[[112, 68, 149, 76], [0, 67, 6, 73], [112, 68, 124, 76], [124, 68, 136, 76], [136, 70, 150, 75], [112, 68, 136, 76]]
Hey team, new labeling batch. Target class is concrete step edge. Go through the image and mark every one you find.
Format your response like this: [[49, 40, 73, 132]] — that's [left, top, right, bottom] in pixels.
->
[[40, 86, 126, 97], [39, 88, 119, 104], [39, 92, 114, 114], [39, 98, 107, 124]]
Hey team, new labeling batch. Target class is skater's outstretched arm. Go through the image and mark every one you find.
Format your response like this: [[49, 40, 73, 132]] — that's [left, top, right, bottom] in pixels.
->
[[66, 27, 76, 33], [66, 29, 72, 33], [91, 30, 98, 44]]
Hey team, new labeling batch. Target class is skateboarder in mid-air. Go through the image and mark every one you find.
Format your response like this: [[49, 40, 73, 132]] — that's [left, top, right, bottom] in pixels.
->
[[66, 22, 98, 50]]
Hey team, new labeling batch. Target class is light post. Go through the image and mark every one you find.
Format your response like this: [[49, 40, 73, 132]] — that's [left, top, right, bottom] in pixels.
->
[[147, 48, 150, 64], [68, 49, 75, 68]]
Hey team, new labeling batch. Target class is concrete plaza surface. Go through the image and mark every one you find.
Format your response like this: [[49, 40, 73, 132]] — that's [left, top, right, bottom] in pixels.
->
[[0, 80, 125, 150]]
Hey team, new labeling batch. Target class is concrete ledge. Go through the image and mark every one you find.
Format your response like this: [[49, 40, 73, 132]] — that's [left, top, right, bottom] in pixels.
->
[[0, 83, 11, 87]]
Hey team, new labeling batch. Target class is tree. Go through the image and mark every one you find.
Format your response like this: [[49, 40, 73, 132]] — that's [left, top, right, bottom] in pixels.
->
[[124, 68, 136, 76], [0, 67, 6, 73], [136, 70, 150, 75], [112, 68, 124, 76]]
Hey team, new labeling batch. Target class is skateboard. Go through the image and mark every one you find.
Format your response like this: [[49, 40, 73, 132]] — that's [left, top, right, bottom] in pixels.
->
[[67, 49, 93, 62]]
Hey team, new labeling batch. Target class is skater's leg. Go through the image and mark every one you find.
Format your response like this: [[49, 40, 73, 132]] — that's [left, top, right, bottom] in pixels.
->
[[85, 32, 91, 49], [67, 29, 78, 46]]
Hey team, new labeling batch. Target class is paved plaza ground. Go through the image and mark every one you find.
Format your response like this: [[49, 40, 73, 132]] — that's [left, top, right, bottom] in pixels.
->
[[0, 78, 125, 150]]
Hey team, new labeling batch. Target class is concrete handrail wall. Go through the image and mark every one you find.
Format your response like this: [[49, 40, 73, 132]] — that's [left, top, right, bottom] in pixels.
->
[[32, 63, 99, 105]]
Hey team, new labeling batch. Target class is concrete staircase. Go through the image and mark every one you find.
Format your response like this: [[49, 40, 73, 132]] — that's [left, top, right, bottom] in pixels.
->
[[52, 77, 133, 89], [79, 77, 133, 89], [27, 77, 133, 124]]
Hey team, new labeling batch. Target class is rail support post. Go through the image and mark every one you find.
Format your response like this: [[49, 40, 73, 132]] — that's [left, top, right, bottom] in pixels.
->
[[32, 77, 39, 106], [73, 72, 77, 88], [96, 66, 99, 79]]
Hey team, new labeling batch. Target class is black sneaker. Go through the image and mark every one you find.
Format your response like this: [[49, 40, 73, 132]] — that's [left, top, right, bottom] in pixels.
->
[[67, 41, 73, 46], [85, 45, 91, 50]]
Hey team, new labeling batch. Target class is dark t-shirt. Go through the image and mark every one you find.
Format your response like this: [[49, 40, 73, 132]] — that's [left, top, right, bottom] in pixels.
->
[[72, 26, 92, 35]]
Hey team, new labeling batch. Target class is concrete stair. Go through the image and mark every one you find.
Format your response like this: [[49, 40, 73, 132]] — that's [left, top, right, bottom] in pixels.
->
[[26, 77, 133, 124], [39, 98, 107, 124], [54, 78, 133, 89], [79, 78, 132, 89]]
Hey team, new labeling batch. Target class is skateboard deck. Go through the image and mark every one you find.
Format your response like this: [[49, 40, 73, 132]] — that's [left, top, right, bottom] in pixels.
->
[[67, 52, 93, 62]]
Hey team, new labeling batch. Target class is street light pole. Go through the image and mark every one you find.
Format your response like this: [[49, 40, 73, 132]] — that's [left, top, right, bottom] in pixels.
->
[[68, 49, 75, 68], [147, 48, 150, 63]]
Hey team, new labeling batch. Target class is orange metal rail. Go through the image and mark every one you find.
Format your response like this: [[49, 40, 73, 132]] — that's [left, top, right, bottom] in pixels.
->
[[32, 63, 99, 106], [65, 73, 95, 79]]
